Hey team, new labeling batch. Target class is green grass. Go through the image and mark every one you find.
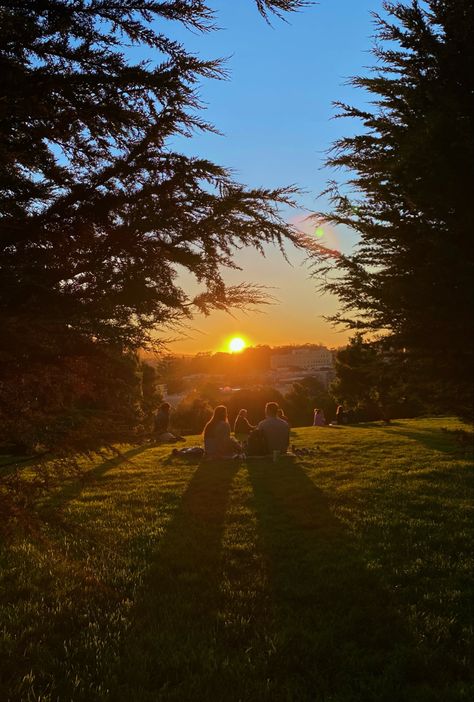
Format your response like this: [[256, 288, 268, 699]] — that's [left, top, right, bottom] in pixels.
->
[[1, 417, 473, 701]]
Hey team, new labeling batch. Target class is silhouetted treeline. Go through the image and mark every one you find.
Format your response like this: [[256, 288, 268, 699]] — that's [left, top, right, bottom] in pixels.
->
[[309, 0, 474, 419]]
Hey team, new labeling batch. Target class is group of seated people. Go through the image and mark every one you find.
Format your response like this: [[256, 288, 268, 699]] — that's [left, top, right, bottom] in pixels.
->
[[154, 399, 349, 460], [204, 402, 290, 460]]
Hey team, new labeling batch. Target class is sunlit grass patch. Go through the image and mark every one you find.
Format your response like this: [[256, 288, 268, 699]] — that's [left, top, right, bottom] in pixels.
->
[[0, 418, 473, 701]]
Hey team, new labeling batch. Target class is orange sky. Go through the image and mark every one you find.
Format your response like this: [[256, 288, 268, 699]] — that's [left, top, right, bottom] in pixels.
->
[[160, 219, 355, 355]]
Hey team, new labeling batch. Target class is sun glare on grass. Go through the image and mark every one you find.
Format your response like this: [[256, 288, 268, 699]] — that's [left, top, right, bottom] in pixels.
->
[[228, 337, 246, 353]]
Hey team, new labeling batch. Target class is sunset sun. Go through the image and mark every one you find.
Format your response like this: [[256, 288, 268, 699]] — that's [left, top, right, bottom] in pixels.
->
[[228, 337, 246, 353]]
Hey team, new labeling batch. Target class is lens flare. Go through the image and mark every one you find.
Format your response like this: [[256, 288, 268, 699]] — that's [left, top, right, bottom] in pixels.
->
[[288, 213, 341, 255]]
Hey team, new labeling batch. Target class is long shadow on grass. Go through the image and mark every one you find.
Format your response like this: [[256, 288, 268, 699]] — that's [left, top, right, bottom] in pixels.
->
[[109, 459, 240, 701], [42, 444, 152, 512], [247, 460, 415, 702], [378, 425, 472, 456]]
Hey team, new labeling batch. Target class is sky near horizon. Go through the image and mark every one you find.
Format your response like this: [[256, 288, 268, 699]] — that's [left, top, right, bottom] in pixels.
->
[[158, 0, 380, 354]]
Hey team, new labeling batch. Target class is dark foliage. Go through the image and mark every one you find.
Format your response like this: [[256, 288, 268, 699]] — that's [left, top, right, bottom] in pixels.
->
[[140, 361, 164, 430], [331, 334, 424, 422], [172, 385, 286, 435], [0, 337, 161, 454], [309, 0, 474, 417], [172, 395, 214, 436], [0, 0, 305, 451], [285, 376, 336, 425], [225, 386, 286, 427]]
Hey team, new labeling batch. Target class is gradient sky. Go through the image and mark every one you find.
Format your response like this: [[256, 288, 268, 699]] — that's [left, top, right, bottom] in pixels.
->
[[157, 0, 380, 354]]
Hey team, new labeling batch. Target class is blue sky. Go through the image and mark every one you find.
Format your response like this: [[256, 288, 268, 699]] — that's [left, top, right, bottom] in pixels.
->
[[167, 0, 379, 207], [150, 0, 382, 352]]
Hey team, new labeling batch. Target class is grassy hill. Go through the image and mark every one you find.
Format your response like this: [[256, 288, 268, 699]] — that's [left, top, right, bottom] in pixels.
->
[[1, 417, 473, 701]]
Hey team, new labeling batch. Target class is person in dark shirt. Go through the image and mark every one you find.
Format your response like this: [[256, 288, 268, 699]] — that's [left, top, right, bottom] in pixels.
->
[[153, 402, 183, 442], [258, 402, 290, 455], [154, 402, 170, 434], [335, 405, 348, 425]]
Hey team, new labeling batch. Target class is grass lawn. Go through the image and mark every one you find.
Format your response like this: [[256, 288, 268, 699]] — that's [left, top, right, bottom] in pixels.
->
[[1, 417, 473, 701]]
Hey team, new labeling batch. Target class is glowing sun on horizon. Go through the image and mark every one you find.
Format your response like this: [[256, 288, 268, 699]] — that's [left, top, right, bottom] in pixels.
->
[[228, 336, 246, 353]]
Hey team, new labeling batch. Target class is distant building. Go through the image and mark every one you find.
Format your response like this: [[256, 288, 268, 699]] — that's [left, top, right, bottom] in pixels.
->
[[270, 346, 333, 372]]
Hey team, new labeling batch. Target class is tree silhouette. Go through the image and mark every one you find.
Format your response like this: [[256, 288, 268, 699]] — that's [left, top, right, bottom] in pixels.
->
[[1, 0, 308, 350], [310, 0, 474, 416], [0, 0, 307, 450]]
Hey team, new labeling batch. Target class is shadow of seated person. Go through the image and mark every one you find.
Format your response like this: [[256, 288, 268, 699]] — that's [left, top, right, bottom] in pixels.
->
[[108, 459, 240, 699], [246, 460, 412, 700]]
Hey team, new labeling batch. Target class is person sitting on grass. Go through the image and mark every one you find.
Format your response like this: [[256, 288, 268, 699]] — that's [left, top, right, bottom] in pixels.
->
[[257, 402, 290, 456], [335, 405, 348, 425], [153, 402, 184, 443], [313, 408, 326, 427], [203, 405, 241, 459], [233, 409, 255, 448]]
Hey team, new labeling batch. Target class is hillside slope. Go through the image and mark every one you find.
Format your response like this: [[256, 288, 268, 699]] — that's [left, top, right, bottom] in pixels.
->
[[1, 418, 473, 701]]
